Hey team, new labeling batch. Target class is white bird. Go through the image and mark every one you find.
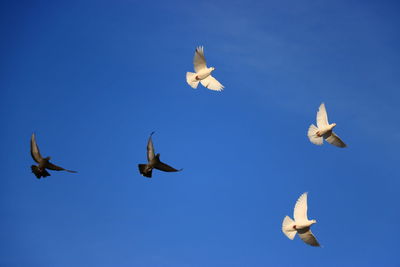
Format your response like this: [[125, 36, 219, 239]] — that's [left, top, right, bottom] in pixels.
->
[[282, 192, 321, 247], [186, 46, 224, 91], [307, 103, 347, 148]]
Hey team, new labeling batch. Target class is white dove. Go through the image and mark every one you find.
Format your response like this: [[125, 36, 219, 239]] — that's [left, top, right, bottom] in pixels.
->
[[307, 103, 347, 148], [186, 46, 224, 91], [282, 192, 321, 247]]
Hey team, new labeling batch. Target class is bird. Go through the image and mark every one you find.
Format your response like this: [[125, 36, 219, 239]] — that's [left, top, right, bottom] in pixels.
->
[[307, 103, 347, 148], [30, 133, 77, 179], [138, 132, 182, 178], [186, 46, 224, 91], [282, 192, 321, 247]]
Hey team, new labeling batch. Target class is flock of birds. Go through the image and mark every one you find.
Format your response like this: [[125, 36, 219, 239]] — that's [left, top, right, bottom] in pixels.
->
[[30, 46, 348, 247]]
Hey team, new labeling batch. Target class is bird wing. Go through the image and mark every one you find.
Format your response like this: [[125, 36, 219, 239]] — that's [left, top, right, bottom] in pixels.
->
[[324, 131, 347, 148], [193, 46, 207, 72], [147, 132, 155, 162], [30, 133, 43, 163], [46, 162, 77, 173], [316, 103, 329, 128], [298, 228, 321, 247], [294, 192, 309, 222], [200, 75, 224, 91], [154, 161, 182, 173]]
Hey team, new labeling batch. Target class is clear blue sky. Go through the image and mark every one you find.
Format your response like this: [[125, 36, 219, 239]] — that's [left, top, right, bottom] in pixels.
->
[[1, 0, 400, 266]]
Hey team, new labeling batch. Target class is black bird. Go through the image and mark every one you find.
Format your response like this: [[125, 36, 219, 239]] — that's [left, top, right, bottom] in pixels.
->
[[30, 133, 77, 179], [138, 132, 182, 178]]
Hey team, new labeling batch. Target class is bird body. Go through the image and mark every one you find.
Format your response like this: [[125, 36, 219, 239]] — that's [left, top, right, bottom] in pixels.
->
[[138, 132, 182, 178], [36, 157, 51, 173], [307, 103, 346, 147], [139, 153, 160, 176], [292, 220, 316, 230], [196, 67, 214, 80], [30, 133, 77, 179], [186, 46, 223, 91], [315, 123, 336, 137], [282, 192, 321, 247]]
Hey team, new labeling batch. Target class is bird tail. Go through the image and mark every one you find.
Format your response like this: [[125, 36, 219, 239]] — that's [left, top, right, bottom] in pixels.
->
[[307, 124, 323, 145], [186, 72, 199, 89], [31, 165, 50, 179], [282, 216, 297, 240], [138, 164, 152, 178]]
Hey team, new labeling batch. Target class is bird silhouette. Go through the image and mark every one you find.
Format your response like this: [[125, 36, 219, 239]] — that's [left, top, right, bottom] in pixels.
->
[[30, 133, 77, 179], [138, 132, 182, 178]]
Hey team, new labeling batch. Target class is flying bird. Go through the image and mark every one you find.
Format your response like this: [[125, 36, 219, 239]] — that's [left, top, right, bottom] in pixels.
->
[[186, 46, 224, 91], [30, 133, 77, 179], [282, 192, 321, 247], [138, 132, 182, 178], [307, 103, 347, 148]]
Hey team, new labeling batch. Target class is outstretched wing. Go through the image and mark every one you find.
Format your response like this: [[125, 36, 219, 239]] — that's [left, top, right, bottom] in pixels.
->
[[200, 75, 224, 91], [147, 132, 155, 161], [316, 103, 329, 128], [193, 46, 207, 72], [294, 192, 308, 222], [46, 162, 77, 173], [324, 131, 347, 148], [154, 161, 182, 173], [30, 133, 43, 163], [297, 228, 321, 247]]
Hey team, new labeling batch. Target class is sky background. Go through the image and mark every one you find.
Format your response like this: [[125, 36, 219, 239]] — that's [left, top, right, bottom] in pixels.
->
[[1, 0, 400, 266]]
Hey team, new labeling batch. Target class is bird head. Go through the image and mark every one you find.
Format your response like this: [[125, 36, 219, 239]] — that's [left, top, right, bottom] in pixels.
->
[[329, 123, 337, 130], [210, 67, 215, 72], [311, 219, 317, 225], [44, 156, 51, 161]]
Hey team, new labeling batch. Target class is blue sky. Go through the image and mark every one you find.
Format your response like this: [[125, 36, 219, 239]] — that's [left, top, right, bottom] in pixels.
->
[[1, 0, 400, 266]]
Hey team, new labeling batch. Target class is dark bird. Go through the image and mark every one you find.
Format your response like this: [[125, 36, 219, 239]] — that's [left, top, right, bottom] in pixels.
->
[[30, 133, 77, 179], [138, 132, 182, 178]]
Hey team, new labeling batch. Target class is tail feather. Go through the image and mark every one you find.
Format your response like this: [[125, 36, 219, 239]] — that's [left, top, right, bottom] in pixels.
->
[[186, 72, 200, 89], [307, 124, 323, 145], [31, 165, 50, 179], [138, 164, 152, 178], [282, 216, 297, 240]]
